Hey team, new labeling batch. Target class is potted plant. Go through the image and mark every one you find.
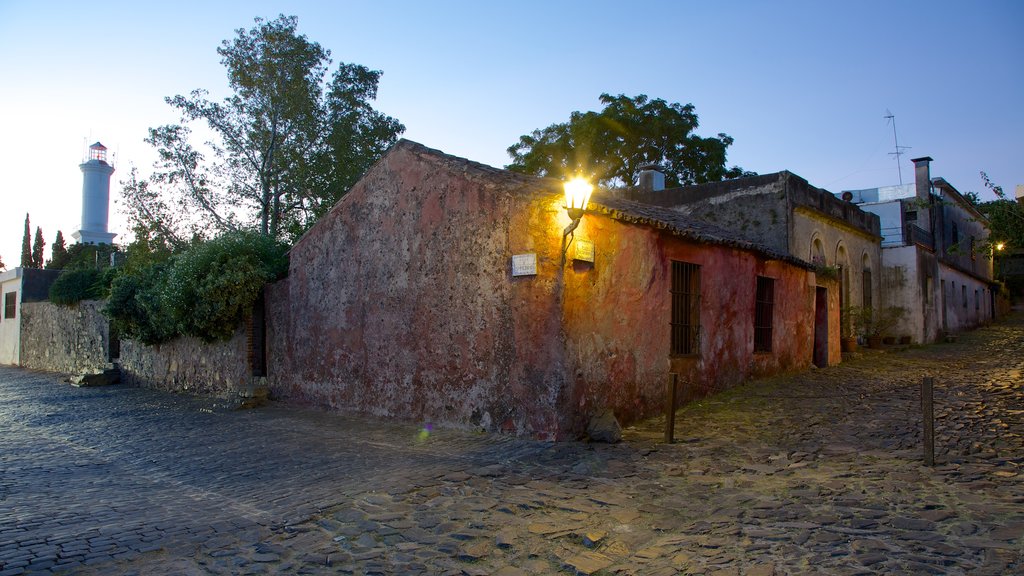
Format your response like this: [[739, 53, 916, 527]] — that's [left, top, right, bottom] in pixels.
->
[[857, 306, 907, 348], [839, 306, 860, 352]]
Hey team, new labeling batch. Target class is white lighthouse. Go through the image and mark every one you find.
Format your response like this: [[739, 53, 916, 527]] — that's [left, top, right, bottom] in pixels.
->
[[72, 142, 117, 245]]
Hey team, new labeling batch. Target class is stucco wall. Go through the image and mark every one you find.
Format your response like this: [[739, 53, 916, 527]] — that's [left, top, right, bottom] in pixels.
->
[[19, 301, 110, 374], [119, 323, 252, 398], [562, 215, 816, 430], [793, 208, 881, 310], [0, 274, 20, 365], [268, 144, 571, 438], [939, 265, 994, 335]]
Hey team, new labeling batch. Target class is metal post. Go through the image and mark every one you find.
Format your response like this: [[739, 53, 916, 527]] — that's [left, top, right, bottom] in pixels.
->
[[664, 373, 678, 444], [922, 377, 934, 466]]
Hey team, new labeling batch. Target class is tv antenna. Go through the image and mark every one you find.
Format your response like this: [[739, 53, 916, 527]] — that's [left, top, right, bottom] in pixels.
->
[[884, 110, 910, 185]]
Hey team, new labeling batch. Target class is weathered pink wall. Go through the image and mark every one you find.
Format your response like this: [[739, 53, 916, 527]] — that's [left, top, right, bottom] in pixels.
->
[[268, 143, 573, 438], [268, 141, 818, 439], [559, 214, 816, 431]]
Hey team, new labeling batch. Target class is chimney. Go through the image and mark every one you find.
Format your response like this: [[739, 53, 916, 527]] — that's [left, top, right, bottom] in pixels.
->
[[638, 164, 665, 193], [911, 156, 933, 203], [1015, 184, 1024, 204]]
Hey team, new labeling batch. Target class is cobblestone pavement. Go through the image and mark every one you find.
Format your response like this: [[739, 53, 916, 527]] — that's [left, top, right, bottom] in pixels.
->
[[1, 314, 1022, 575]]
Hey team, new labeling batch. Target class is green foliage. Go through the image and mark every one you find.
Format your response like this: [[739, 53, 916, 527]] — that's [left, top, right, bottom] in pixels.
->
[[49, 268, 116, 306], [106, 262, 177, 345], [21, 213, 32, 268], [164, 231, 287, 341], [507, 93, 753, 189], [104, 230, 288, 344], [46, 231, 70, 269], [31, 226, 45, 269], [123, 15, 404, 244], [61, 243, 120, 271]]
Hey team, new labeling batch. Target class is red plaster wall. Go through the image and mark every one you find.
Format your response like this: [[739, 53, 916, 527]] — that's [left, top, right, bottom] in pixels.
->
[[559, 216, 816, 431]]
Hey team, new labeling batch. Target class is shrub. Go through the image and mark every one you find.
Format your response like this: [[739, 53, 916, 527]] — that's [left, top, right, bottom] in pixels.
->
[[103, 230, 288, 344], [105, 262, 177, 345], [49, 268, 116, 306]]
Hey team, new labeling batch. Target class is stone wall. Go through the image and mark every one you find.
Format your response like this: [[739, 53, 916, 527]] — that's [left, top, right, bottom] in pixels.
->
[[19, 300, 110, 374], [119, 323, 255, 400]]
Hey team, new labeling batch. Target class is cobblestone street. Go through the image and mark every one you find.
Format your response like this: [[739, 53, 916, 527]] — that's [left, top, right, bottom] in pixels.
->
[[1, 314, 1022, 575]]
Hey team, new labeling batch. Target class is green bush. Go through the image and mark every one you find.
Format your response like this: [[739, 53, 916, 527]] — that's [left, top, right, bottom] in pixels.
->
[[49, 268, 116, 306], [103, 230, 288, 344], [105, 262, 177, 345]]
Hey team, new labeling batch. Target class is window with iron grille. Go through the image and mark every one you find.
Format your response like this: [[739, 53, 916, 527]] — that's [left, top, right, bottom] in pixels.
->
[[4, 292, 15, 319], [962, 285, 967, 308], [754, 276, 774, 353], [670, 261, 700, 356]]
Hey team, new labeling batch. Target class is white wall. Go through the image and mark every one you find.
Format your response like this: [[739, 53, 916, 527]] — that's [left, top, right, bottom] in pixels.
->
[[0, 269, 22, 365]]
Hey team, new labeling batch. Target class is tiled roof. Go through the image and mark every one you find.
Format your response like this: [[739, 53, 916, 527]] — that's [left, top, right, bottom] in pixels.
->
[[397, 140, 812, 269], [589, 193, 810, 268]]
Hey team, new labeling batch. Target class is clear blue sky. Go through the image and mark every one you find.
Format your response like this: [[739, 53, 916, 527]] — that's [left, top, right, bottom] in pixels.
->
[[1, 0, 1021, 266]]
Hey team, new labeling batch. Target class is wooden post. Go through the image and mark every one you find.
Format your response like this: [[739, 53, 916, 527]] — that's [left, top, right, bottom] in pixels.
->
[[664, 373, 678, 444], [922, 376, 934, 466]]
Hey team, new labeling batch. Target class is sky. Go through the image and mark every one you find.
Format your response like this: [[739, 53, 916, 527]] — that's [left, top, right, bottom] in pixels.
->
[[1, 0, 1021, 268]]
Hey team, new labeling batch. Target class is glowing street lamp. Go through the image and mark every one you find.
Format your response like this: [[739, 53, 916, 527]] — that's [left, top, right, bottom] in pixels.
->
[[564, 177, 593, 221], [561, 177, 594, 263]]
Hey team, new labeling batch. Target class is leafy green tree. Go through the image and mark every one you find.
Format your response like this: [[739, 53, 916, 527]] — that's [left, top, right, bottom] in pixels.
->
[[507, 93, 752, 188], [46, 230, 70, 270], [31, 226, 45, 269], [122, 14, 404, 244], [0, 254, 5, 271], [976, 171, 1024, 250], [20, 213, 31, 268]]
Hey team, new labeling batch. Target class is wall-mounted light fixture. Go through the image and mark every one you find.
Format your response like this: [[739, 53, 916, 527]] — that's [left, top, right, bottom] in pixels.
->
[[562, 177, 593, 263]]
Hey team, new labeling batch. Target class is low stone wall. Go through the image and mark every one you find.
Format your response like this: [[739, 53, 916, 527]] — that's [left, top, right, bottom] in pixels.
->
[[19, 300, 110, 374], [119, 324, 254, 399]]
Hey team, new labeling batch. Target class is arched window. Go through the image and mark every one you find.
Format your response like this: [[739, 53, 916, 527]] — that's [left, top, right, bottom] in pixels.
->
[[810, 236, 825, 265], [861, 253, 872, 307]]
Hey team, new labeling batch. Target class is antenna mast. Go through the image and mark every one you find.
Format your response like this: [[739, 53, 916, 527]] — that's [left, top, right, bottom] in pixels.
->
[[884, 110, 910, 185]]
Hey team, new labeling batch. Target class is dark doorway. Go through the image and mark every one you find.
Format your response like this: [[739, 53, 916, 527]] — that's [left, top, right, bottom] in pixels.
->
[[813, 286, 828, 368]]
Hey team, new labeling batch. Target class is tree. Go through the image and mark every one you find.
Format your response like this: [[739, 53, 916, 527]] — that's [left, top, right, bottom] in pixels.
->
[[20, 213, 31, 268], [122, 14, 404, 244], [31, 227, 45, 269], [46, 230, 70, 270], [507, 93, 752, 189], [976, 171, 1024, 250]]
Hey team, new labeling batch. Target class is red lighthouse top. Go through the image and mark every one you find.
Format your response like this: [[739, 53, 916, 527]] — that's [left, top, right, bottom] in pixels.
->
[[88, 142, 108, 163]]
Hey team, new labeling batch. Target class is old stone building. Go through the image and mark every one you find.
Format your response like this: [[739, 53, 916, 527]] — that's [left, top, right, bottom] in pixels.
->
[[266, 140, 835, 439], [626, 169, 882, 362]]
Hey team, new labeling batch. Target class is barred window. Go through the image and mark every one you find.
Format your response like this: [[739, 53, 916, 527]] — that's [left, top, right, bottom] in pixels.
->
[[4, 292, 15, 319], [754, 276, 774, 353], [671, 261, 701, 356]]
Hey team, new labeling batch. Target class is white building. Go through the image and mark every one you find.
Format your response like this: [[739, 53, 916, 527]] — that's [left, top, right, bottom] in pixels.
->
[[843, 157, 996, 343]]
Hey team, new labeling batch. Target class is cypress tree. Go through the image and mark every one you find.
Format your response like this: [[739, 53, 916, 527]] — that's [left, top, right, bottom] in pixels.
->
[[20, 213, 32, 268], [32, 226, 46, 269], [47, 230, 69, 269]]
